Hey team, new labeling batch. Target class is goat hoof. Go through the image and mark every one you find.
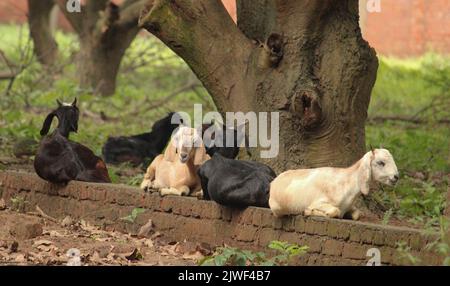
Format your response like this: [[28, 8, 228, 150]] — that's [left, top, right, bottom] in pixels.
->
[[351, 210, 361, 220]]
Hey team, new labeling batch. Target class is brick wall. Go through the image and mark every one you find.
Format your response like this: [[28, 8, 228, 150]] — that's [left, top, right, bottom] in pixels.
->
[[362, 0, 450, 57], [0, 170, 443, 266]]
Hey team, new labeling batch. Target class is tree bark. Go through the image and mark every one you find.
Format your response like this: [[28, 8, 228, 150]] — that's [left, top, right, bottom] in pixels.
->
[[27, 0, 58, 66], [55, 0, 145, 95], [140, 0, 378, 172]]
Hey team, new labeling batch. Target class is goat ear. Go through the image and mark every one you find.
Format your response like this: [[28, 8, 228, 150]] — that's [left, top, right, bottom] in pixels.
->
[[163, 140, 177, 162], [56, 99, 63, 107], [40, 112, 56, 136], [193, 142, 210, 166], [359, 153, 373, 195], [72, 98, 77, 107]]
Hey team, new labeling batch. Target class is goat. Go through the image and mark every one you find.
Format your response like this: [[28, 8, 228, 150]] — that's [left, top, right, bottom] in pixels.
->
[[269, 148, 399, 220], [198, 153, 276, 208], [102, 112, 181, 167], [34, 99, 111, 184], [140, 126, 210, 196], [202, 122, 251, 159]]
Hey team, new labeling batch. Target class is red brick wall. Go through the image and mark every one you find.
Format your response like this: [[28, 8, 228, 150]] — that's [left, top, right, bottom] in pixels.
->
[[363, 0, 450, 57], [1, 0, 449, 57]]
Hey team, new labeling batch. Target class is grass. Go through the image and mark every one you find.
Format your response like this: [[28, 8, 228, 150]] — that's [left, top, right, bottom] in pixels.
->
[[0, 24, 448, 226]]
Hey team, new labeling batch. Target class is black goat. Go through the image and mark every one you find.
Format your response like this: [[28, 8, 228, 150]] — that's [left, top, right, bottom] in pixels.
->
[[34, 99, 111, 184], [102, 112, 181, 167], [198, 153, 276, 208], [202, 123, 251, 159]]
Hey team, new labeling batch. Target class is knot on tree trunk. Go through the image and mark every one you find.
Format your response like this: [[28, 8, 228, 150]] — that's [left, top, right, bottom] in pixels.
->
[[258, 33, 284, 69], [290, 90, 322, 130]]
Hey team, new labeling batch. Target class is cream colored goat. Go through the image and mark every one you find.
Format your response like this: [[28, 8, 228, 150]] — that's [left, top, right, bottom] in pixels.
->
[[269, 149, 399, 220], [140, 126, 210, 196]]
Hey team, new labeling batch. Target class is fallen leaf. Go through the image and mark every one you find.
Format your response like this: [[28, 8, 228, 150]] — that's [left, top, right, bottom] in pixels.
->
[[125, 248, 144, 261], [49, 230, 64, 237], [14, 254, 26, 263], [33, 239, 53, 246], [9, 241, 19, 253], [0, 198, 6, 210], [143, 239, 154, 248], [182, 251, 204, 261], [61, 216, 73, 227], [137, 219, 153, 238]]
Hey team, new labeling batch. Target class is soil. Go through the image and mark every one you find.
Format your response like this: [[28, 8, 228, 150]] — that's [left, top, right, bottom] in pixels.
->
[[0, 209, 210, 266]]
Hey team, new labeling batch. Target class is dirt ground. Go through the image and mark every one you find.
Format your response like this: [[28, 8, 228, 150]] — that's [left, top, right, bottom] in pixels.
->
[[0, 207, 211, 266]]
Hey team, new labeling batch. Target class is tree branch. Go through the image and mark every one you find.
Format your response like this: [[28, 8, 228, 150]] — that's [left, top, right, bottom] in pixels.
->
[[236, 0, 276, 42], [117, 0, 148, 28], [139, 0, 254, 111]]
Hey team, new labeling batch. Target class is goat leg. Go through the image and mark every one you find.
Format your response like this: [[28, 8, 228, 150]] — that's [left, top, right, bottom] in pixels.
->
[[160, 186, 190, 196]]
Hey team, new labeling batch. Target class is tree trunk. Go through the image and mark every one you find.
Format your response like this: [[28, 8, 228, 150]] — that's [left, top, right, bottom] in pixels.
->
[[77, 26, 139, 95], [55, 0, 144, 95], [27, 0, 58, 66], [140, 0, 378, 172]]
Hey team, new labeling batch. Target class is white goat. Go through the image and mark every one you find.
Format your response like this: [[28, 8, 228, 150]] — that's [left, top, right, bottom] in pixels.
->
[[269, 149, 399, 220]]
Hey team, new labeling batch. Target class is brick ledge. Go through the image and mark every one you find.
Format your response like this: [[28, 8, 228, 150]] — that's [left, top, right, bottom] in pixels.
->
[[0, 170, 441, 265]]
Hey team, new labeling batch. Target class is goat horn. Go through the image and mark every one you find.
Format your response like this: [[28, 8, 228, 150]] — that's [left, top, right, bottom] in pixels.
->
[[369, 144, 375, 154], [56, 99, 63, 107], [72, 98, 77, 107]]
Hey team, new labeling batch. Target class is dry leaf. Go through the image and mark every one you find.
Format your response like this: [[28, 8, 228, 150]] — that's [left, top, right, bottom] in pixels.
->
[[182, 251, 204, 261], [33, 239, 53, 246], [137, 219, 153, 238], [14, 254, 26, 263], [0, 198, 6, 210], [61, 216, 73, 227], [125, 248, 144, 261], [143, 239, 154, 248], [9, 241, 19, 253]]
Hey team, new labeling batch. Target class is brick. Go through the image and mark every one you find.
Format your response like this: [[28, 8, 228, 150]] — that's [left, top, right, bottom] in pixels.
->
[[272, 217, 283, 230], [342, 243, 368, 260], [408, 233, 427, 250], [260, 210, 273, 227], [201, 203, 221, 219], [311, 218, 329, 236], [240, 208, 254, 225], [301, 236, 323, 253], [281, 216, 295, 232], [258, 228, 281, 247], [143, 193, 160, 210], [383, 229, 411, 248], [160, 196, 177, 212], [221, 207, 232, 221], [322, 239, 344, 256], [251, 209, 263, 226], [91, 189, 107, 202], [279, 231, 301, 244], [294, 216, 306, 232], [236, 225, 257, 242]]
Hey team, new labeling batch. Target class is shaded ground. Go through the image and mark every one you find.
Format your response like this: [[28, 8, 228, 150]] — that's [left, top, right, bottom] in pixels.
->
[[0, 206, 211, 266]]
